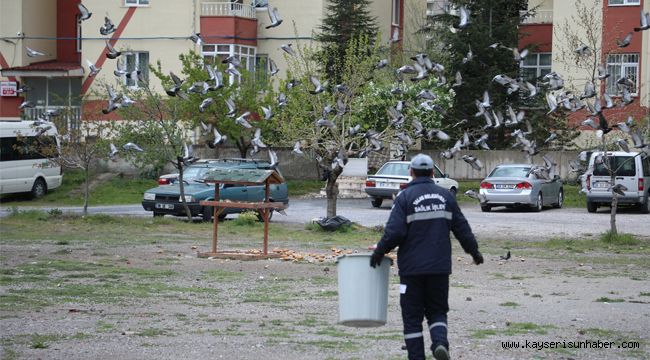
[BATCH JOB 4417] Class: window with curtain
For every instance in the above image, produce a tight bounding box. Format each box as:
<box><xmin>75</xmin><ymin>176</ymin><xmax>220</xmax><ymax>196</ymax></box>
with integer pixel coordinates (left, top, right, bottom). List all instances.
<box><xmin>606</xmin><ymin>53</ymin><xmax>638</xmax><ymax>95</ymax></box>
<box><xmin>123</xmin><ymin>52</ymin><xmax>149</xmax><ymax>88</ymax></box>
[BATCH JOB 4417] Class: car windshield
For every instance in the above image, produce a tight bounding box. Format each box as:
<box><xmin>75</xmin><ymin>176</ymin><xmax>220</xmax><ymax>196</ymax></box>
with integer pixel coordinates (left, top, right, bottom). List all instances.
<box><xmin>489</xmin><ymin>166</ymin><xmax>531</xmax><ymax>178</ymax></box>
<box><xmin>183</xmin><ymin>166</ymin><xmax>210</xmax><ymax>180</ymax></box>
<box><xmin>593</xmin><ymin>156</ymin><xmax>636</xmax><ymax>176</ymax></box>
<box><xmin>377</xmin><ymin>163</ymin><xmax>410</xmax><ymax>176</ymax></box>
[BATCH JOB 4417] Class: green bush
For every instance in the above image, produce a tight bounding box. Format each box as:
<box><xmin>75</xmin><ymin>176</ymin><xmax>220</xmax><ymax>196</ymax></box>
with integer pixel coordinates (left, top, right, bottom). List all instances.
<box><xmin>233</xmin><ymin>211</ymin><xmax>259</xmax><ymax>226</ymax></box>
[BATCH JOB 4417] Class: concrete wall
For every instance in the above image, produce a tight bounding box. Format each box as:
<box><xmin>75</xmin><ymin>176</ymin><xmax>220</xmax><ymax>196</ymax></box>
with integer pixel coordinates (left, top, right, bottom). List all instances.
<box><xmin>105</xmin><ymin>146</ymin><xmax>584</xmax><ymax>181</ymax></box>
<box><xmin>22</xmin><ymin>0</ymin><xmax>57</xmax><ymax>64</ymax></box>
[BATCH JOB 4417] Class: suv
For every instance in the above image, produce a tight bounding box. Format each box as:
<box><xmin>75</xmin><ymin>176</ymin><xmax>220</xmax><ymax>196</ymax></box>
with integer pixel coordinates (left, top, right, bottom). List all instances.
<box><xmin>142</xmin><ymin>159</ymin><xmax>289</xmax><ymax>221</ymax></box>
<box><xmin>364</xmin><ymin>160</ymin><xmax>459</xmax><ymax>208</ymax></box>
<box><xmin>585</xmin><ymin>151</ymin><xmax>650</xmax><ymax>214</ymax></box>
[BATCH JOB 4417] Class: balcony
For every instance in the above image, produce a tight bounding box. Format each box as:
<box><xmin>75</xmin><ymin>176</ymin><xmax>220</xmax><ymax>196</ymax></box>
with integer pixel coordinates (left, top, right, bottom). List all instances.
<box><xmin>201</xmin><ymin>2</ymin><xmax>256</xmax><ymax>19</ymax></box>
<box><xmin>200</xmin><ymin>2</ymin><xmax>258</xmax><ymax>46</ymax></box>
<box><xmin>520</xmin><ymin>10</ymin><xmax>553</xmax><ymax>24</ymax></box>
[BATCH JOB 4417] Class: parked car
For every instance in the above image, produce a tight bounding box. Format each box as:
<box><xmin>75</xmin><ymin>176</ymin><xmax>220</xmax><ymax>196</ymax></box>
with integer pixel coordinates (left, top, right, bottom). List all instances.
<box><xmin>585</xmin><ymin>151</ymin><xmax>650</xmax><ymax>214</ymax></box>
<box><xmin>142</xmin><ymin>158</ymin><xmax>289</xmax><ymax>221</ymax></box>
<box><xmin>479</xmin><ymin>164</ymin><xmax>563</xmax><ymax>212</ymax></box>
<box><xmin>364</xmin><ymin>160</ymin><xmax>459</xmax><ymax>208</ymax></box>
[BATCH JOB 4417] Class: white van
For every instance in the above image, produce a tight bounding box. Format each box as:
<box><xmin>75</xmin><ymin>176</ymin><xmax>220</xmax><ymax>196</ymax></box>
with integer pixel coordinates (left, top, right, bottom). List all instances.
<box><xmin>0</xmin><ymin>120</ymin><xmax>63</xmax><ymax>198</ymax></box>
<box><xmin>585</xmin><ymin>151</ymin><xmax>650</xmax><ymax>214</ymax></box>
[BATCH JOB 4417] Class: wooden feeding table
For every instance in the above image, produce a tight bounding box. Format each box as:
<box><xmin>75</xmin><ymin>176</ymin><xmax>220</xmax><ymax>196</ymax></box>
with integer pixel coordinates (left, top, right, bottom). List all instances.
<box><xmin>198</xmin><ymin>168</ymin><xmax>287</xmax><ymax>259</ymax></box>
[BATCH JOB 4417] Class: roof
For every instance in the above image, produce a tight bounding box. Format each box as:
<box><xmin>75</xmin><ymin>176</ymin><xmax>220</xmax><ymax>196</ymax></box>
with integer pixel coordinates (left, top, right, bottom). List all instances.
<box><xmin>1</xmin><ymin>61</ymin><xmax>84</xmax><ymax>77</ymax></box>
<box><xmin>202</xmin><ymin>168</ymin><xmax>284</xmax><ymax>185</ymax></box>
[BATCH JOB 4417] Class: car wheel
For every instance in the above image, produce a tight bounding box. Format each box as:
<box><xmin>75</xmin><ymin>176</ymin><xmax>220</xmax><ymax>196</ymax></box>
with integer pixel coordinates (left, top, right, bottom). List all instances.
<box><xmin>201</xmin><ymin>206</ymin><xmax>213</xmax><ymax>222</ymax></box>
<box><xmin>533</xmin><ymin>193</ymin><xmax>543</xmax><ymax>212</ymax></box>
<box><xmin>449</xmin><ymin>187</ymin><xmax>457</xmax><ymax>197</ymax></box>
<box><xmin>31</xmin><ymin>178</ymin><xmax>47</xmax><ymax>199</ymax></box>
<box><xmin>480</xmin><ymin>204</ymin><xmax>491</xmax><ymax>212</ymax></box>
<box><xmin>586</xmin><ymin>200</ymin><xmax>597</xmax><ymax>213</ymax></box>
<box><xmin>553</xmin><ymin>189</ymin><xmax>563</xmax><ymax>209</ymax></box>
<box><xmin>371</xmin><ymin>197</ymin><xmax>383</xmax><ymax>208</ymax></box>
<box><xmin>640</xmin><ymin>194</ymin><xmax>650</xmax><ymax>214</ymax></box>
<box><xmin>153</xmin><ymin>212</ymin><xmax>164</xmax><ymax>218</ymax></box>
<box><xmin>257</xmin><ymin>209</ymin><xmax>273</xmax><ymax>222</ymax></box>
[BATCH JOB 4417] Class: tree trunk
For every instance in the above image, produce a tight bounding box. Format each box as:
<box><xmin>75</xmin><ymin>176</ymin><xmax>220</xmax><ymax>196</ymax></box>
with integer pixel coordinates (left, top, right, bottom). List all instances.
<box><xmin>83</xmin><ymin>167</ymin><xmax>89</xmax><ymax>216</ymax></box>
<box><xmin>325</xmin><ymin>167</ymin><xmax>343</xmax><ymax>218</ymax></box>
<box><xmin>236</xmin><ymin>137</ymin><xmax>249</xmax><ymax>158</ymax></box>
<box><xmin>177</xmin><ymin>156</ymin><xmax>193</xmax><ymax>221</ymax></box>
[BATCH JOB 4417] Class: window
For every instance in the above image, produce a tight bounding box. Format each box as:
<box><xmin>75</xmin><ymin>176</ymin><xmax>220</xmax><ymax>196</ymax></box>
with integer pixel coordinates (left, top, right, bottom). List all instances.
<box><xmin>521</xmin><ymin>53</ymin><xmax>552</xmax><ymax>83</ymax></box>
<box><xmin>392</xmin><ymin>0</ymin><xmax>401</xmax><ymax>25</ymax></box>
<box><xmin>201</xmin><ymin>44</ymin><xmax>256</xmax><ymax>84</ymax></box>
<box><xmin>123</xmin><ymin>52</ymin><xmax>149</xmax><ymax>88</ymax></box>
<box><xmin>608</xmin><ymin>0</ymin><xmax>640</xmax><ymax>5</ymax></box>
<box><xmin>593</xmin><ymin>156</ymin><xmax>636</xmax><ymax>176</ymax></box>
<box><xmin>606</xmin><ymin>53</ymin><xmax>638</xmax><ymax>95</ymax></box>
<box><xmin>125</xmin><ymin>0</ymin><xmax>149</xmax><ymax>6</ymax></box>
<box><xmin>76</xmin><ymin>19</ymin><xmax>82</xmax><ymax>52</ymax></box>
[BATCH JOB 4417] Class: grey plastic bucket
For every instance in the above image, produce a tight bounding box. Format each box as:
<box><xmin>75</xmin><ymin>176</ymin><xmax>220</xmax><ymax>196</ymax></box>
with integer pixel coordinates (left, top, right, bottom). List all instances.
<box><xmin>336</xmin><ymin>253</ymin><xmax>391</xmax><ymax>327</ymax></box>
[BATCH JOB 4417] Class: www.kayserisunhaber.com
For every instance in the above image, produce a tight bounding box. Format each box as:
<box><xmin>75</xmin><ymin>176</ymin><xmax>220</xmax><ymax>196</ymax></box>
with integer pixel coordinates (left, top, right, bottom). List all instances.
<box><xmin>501</xmin><ymin>339</ymin><xmax>641</xmax><ymax>350</ymax></box>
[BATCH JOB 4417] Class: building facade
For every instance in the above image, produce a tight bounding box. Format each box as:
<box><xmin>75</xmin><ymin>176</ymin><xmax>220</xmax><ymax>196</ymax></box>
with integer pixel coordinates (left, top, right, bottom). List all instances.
<box><xmin>1</xmin><ymin>0</ymin><xmax>410</xmax><ymax>123</ymax></box>
<box><xmin>520</xmin><ymin>0</ymin><xmax>650</xmax><ymax>128</ymax></box>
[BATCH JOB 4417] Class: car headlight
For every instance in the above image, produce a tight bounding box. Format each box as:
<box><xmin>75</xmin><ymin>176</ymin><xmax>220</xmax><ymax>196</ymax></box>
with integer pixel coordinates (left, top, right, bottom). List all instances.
<box><xmin>179</xmin><ymin>195</ymin><xmax>194</xmax><ymax>202</ymax></box>
<box><xmin>143</xmin><ymin>192</ymin><xmax>156</xmax><ymax>201</ymax></box>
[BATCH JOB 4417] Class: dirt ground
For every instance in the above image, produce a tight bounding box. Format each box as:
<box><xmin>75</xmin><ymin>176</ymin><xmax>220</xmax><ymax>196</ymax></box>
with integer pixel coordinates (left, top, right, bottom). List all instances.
<box><xmin>1</xmin><ymin>229</ymin><xmax>649</xmax><ymax>360</ymax></box>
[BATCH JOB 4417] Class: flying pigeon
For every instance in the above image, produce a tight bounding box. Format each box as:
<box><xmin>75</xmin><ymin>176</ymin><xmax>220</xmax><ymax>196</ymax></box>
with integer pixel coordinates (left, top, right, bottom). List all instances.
<box><xmin>454</xmin><ymin>5</ymin><xmax>471</xmax><ymax>29</ymax></box>
<box><xmin>269</xmin><ymin>59</ymin><xmax>279</xmax><ymax>75</ymax></box>
<box><xmin>376</xmin><ymin>59</ymin><xmax>389</xmax><ymax>69</ymax></box>
<box><xmin>452</xmin><ymin>71</ymin><xmax>463</xmax><ymax>87</ymax></box>
<box><xmin>199</xmin><ymin>97</ymin><xmax>213</xmax><ymax>113</ymax></box>
<box><xmin>616</xmin><ymin>32</ymin><xmax>633</xmax><ymax>47</ymax></box>
<box><xmin>265</xmin><ymin>7</ymin><xmax>283</xmax><ymax>29</ymax></box>
<box><xmin>235</xmin><ymin>112</ymin><xmax>252</xmax><ymax>128</ymax></box>
<box><xmin>280</xmin><ymin>43</ymin><xmax>296</xmax><ymax>56</ymax></box>
<box><xmin>389</xmin><ymin>27</ymin><xmax>400</xmax><ymax>43</ymax></box>
<box><xmin>268</xmin><ymin>149</ymin><xmax>279</xmax><ymax>168</ymax></box>
<box><xmin>165</xmin><ymin>71</ymin><xmax>184</xmax><ymax>97</ymax></box>
<box><xmin>105</xmin><ymin>40</ymin><xmax>121</xmax><ymax>59</ymax></box>
<box><xmin>597</xmin><ymin>64</ymin><xmax>610</xmax><ymax>80</ymax></box>
<box><xmin>77</xmin><ymin>3</ymin><xmax>92</xmax><ymax>21</ymax></box>
<box><xmin>575</xmin><ymin>43</ymin><xmax>591</xmax><ymax>56</ymax></box>
<box><xmin>100</xmin><ymin>16</ymin><xmax>116</xmax><ymax>35</ymax></box>
<box><xmin>616</xmin><ymin>138</ymin><xmax>630</xmax><ymax>153</ymax></box>
<box><xmin>462</xmin><ymin>155</ymin><xmax>483</xmax><ymax>171</ymax></box>
<box><xmin>212</xmin><ymin>128</ymin><xmax>226</xmax><ymax>147</ymax></box>
<box><xmin>609</xmin><ymin>184</ymin><xmax>628</xmax><ymax>197</ymax></box>
<box><xmin>225</xmin><ymin>98</ymin><xmax>236</xmax><ymax>117</ymax></box>
<box><xmin>499</xmin><ymin>251</ymin><xmax>511</xmax><ymax>260</ymax></box>
<box><xmin>634</xmin><ymin>9</ymin><xmax>650</xmax><ymax>31</ymax></box>
<box><xmin>84</xmin><ymin>59</ymin><xmax>100</xmax><ymax>77</ymax></box>
<box><xmin>261</xmin><ymin>106</ymin><xmax>273</xmax><ymax>120</ymax></box>
<box><xmin>189</xmin><ymin>32</ymin><xmax>203</xmax><ymax>46</ymax></box>
<box><xmin>18</xmin><ymin>100</ymin><xmax>35</xmax><ymax>109</ymax></box>
<box><xmin>309</xmin><ymin>76</ymin><xmax>326</xmax><ymax>94</ymax></box>
<box><xmin>25</xmin><ymin>46</ymin><xmax>46</xmax><ymax>58</ymax></box>
<box><xmin>123</xmin><ymin>142</ymin><xmax>144</xmax><ymax>152</ymax></box>
<box><xmin>292</xmin><ymin>141</ymin><xmax>303</xmax><ymax>155</ymax></box>
<box><xmin>109</xmin><ymin>143</ymin><xmax>119</xmax><ymax>159</ymax></box>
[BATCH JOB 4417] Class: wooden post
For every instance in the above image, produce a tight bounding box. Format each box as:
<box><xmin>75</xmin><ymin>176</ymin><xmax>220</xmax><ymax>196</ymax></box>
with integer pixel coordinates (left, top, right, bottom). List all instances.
<box><xmin>212</xmin><ymin>183</ymin><xmax>221</xmax><ymax>254</ymax></box>
<box><xmin>263</xmin><ymin>178</ymin><xmax>270</xmax><ymax>255</ymax></box>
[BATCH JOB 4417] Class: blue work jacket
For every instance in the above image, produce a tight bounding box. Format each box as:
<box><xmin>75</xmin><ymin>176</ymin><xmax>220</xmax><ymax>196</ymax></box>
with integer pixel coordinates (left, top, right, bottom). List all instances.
<box><xmin>375</xmin><ymin>177</ymin><xmax>478</xmax><ymax>275</ymax></box>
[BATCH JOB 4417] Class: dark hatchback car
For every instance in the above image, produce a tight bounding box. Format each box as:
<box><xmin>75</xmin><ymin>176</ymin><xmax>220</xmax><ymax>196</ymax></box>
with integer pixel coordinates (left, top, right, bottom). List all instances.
<box><xmin>142</xmin><ymin>159</ymin><xmax>289</xmax><ymax>221</ymax></box>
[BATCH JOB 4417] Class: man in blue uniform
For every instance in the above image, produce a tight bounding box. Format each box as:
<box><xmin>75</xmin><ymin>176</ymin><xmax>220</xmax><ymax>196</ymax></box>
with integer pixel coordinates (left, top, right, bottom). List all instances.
<box><xmin>370</xmin><ymin>153</ymin><xmax>483</xmax><ymax>360</ymax></box>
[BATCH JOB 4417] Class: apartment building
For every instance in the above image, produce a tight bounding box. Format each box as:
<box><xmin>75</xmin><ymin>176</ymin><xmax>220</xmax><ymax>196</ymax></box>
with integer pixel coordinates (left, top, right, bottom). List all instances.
<box><xmin>0</xmin><ymin>0</ymin><xmax>415</xmax><ymax>124</ymax></box>
<box><xmin>520</xmin><ymin>0</ymin><xmax>650</xmax><ymax>127</ymax></box>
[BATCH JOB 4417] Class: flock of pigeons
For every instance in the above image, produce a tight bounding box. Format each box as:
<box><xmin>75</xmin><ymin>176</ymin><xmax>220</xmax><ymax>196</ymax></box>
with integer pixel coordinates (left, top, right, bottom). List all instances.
<box><xmin>15</xmin><ymin>3</ymin><xmax>650</xmax><ymax>180</ymax></box>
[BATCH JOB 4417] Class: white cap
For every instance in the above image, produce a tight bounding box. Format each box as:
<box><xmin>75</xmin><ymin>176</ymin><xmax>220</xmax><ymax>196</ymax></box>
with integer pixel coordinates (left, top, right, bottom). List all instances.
<box><xmin>410</xmin><ymin>154</ymin><xmax>434</xmax><ymax>170</ymax></box>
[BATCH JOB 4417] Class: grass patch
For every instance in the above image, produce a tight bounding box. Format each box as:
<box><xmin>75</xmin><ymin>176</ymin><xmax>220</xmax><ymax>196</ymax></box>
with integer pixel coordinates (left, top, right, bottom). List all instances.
<box><xmin>640</xmin><ymin>292</ymin><xmax>650</xmax><ymax>297</ymax></box>
<box><xmin>315</xmin><ymin>326</ymin><xmax>351</xmax><ymax>338</ymax></box>
<box><xmin>0</xmin><ymin>170</ymin><xmax>157</xmax><ymax>207</ymax></box>
<box><xmin>595</xmin><ymin>297</ymin><xmax>626</xmax><ymax>303</ymax></box>
<box><xmin>96</xmin><ymin>321</ymin><xmax>115</xmax><ymax>333</ymax></box>
<box><xmin>600</xmin><ymin>231</ymin><xmax>640</xmax><ymax>246</ymax></box>
<box><xmin>499</xmin><ymin>302</ymin><xmax>519</xmax><ymax>307</ymax></box>
<box><xmin>202</xmin><ymin>269</ymin><xmax>245</xmax><ymax>281</ymax></box>
<box><xmin>137</xmin><ymin>328</ymin><xmax>167</xmax><ymax>337</ymax></box>
<box><xmin>287</xmin><ymin>180</ymin><xmax>323</xmax><ymax>197</ymax></box>
<box><xmin>472</xmin><ymin>322</ymin><xmax>555</xmax><ymax>339</ymax></box>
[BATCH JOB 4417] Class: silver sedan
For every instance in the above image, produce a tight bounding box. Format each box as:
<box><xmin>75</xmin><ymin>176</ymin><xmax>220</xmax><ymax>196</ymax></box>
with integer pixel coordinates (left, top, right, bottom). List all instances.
<box><xmin>478</xmin><ymin>164</ymin><xmax>563</xmax><ymax>212</ymax></box>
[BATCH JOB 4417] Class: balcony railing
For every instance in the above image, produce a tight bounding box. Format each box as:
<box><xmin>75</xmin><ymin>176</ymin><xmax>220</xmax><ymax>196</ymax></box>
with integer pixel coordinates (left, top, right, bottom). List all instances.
<box><xmin>201</xmin><ymin>2</ymin><xmax>256</xmax><ymax>19</ymax></box>
<box><xmin>22</xmin><ymin>106</ymin><xmax>81</xmax><ymax>135</ymax></box>
<box><xmin>520</xmin><ymin>10</ymin><xmax>553</xmax><ymax>24</ymax></box>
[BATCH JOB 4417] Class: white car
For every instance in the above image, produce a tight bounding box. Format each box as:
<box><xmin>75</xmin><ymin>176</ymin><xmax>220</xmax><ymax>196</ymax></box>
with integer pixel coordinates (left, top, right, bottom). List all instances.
<box><xmin>364</xmin><ymin>160</ymin><xmax>459</xmax><ymax>208</ymax></box>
